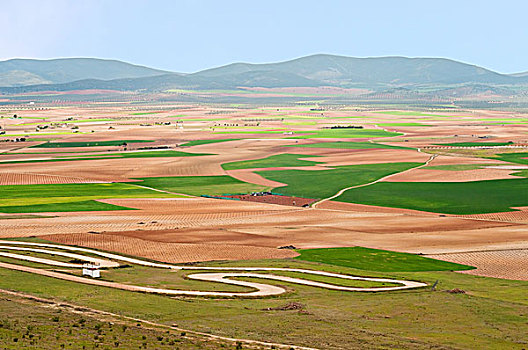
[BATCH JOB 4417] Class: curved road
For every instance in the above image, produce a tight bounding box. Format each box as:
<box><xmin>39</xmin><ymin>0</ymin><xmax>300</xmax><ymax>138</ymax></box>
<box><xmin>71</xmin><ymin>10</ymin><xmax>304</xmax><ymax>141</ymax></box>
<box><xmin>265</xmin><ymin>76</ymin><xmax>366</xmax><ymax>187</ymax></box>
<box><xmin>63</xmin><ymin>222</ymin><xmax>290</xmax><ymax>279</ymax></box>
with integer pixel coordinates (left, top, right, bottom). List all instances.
<box><xmin>0</xmin><ymin>240</ymin><xmax>427</xmax><ymax>297</ymax></box>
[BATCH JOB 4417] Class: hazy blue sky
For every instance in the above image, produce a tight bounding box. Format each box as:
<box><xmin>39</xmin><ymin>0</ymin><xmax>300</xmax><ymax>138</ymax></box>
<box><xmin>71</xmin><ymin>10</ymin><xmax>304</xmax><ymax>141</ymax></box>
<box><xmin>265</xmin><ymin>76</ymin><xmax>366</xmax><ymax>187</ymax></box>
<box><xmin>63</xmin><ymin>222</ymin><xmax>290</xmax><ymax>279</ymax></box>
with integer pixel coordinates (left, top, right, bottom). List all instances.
<box><xmin>2</xmin><ymin>0</ymin><xmax>527</xmax><ymax>73</ymax></box>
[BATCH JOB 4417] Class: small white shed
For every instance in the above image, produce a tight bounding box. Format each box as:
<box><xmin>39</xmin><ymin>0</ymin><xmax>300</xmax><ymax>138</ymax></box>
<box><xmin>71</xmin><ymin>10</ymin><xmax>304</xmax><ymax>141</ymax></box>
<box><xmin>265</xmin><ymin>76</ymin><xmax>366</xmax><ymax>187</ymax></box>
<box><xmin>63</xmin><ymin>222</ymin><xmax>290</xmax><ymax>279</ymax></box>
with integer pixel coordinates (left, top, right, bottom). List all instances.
<box><xmin>82</xmin><ymin>263</ymin><xmax>101</xmax><ymax>278</ymax></box>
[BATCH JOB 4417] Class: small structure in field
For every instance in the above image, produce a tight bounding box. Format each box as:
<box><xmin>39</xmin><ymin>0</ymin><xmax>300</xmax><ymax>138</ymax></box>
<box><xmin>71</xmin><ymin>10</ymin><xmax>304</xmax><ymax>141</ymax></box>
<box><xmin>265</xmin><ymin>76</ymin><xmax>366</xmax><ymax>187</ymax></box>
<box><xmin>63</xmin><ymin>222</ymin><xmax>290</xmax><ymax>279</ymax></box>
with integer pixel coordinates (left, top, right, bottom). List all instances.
<box><xmin>82</xmin><ymin>263</ymin><xmax>101</xmax><ymax>278</ymax></box>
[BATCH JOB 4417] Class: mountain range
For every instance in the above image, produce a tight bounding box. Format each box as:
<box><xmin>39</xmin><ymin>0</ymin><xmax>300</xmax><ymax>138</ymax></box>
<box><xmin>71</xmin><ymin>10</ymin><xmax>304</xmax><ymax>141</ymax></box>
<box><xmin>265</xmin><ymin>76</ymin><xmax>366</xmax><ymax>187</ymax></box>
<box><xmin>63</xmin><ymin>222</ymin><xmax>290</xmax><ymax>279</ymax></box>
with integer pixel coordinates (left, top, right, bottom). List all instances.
<box><xmin>1</xmin><ymin>54</ymin><xmax>527</xmax><ymax>93</ymax></box>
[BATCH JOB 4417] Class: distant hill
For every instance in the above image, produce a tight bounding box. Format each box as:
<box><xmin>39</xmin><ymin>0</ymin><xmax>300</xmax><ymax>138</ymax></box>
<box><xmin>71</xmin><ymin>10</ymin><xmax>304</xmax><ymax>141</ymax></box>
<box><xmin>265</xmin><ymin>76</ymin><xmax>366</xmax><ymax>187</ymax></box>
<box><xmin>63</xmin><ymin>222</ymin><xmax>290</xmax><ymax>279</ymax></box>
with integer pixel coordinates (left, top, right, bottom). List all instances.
<box><xmin>1</xmin><ymin>54</ymin><xmax>528</xmax><ymax>93</ymax></box>
<box><xmin>0</xmin><ymin>58</ymin><xmax>169</xmax><ymax>87</ymax></box>
<box><xmin>510</xmin><ymin>71</ymin><xmax>528</xmax><ymax>78</ymax></box>
<box><xmin>193</xmin><ymin>54</ymin><xmax>525</xmax><ymax>86</ymax></box>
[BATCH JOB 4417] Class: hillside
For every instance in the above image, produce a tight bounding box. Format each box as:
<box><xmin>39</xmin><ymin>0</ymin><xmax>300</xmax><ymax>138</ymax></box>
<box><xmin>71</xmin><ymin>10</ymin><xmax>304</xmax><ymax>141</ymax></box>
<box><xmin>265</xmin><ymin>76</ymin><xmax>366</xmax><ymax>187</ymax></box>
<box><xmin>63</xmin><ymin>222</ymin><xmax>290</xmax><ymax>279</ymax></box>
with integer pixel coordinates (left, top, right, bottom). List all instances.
<box><xmin>1</xmin><ymin>54</ymin><xmax>528</xmax><ymax>93</ymax></box>
<box><xmin>0</xmin><ymin>58</ymin><xmax>169</xmax><ymax>87</ymax></box>
<box><xmin>193</xmin><ymin>54</ymin><xmax>523</xmax><ymax>86</ymax></box>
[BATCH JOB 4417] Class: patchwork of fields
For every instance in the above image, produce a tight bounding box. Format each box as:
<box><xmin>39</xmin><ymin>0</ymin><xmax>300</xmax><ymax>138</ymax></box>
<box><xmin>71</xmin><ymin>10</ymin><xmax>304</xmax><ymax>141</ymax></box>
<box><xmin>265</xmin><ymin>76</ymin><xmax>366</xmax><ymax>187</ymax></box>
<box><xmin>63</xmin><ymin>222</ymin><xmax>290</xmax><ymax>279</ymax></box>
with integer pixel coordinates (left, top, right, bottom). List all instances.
<box><xmin>1</xmin><ymin>103</ymin><xmax>528</xmax><ymax>349</ymax></box>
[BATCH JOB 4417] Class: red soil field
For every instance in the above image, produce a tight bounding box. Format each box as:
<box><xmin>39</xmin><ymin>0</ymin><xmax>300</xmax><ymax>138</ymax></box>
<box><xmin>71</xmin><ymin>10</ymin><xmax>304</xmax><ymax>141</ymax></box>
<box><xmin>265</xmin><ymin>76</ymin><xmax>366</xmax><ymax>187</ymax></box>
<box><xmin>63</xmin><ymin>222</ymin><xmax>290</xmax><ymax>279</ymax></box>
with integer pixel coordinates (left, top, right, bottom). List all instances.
<box><xmin>41</xmin><ymin>233</ymin><xmax>298</xmax><ymax>263</ymax></box>
<box><xmin>211</xmin><ymin>194</ymin><xmax>316</xmax><ymax>207</ymax></box>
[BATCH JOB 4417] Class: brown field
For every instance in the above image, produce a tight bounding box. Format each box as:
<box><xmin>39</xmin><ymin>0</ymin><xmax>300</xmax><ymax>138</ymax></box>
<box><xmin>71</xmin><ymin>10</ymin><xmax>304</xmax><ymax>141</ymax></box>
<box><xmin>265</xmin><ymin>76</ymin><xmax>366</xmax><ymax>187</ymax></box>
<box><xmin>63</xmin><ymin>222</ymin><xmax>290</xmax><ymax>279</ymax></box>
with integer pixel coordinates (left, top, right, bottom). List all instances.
<box><xmin>383</xmin><ymin>167</ymin><xmax>518</xmax><ymax>182</ymax></box>
<box><xmin>0</xmin><ymin>172</ymin><xmax>106</xmax><ymax>185</ymax></box>
<box><xmin>425</xmin><ymin>249</ymin><xmax>528</xmax><ymax>281</ymax></box>
<box><xmin>216</xmin><ymin>194</ymin><xmax>316</xmax><ymax>207</ymax></box>
<box><xmin>40</xmin><ymin>233</ymin><xmax>298</xmax><ymax>263</ymax></box>
<box><xmin>1</xmin><ymin>104</ymin><xmax>528</xmax><ymax>282</ymax></box>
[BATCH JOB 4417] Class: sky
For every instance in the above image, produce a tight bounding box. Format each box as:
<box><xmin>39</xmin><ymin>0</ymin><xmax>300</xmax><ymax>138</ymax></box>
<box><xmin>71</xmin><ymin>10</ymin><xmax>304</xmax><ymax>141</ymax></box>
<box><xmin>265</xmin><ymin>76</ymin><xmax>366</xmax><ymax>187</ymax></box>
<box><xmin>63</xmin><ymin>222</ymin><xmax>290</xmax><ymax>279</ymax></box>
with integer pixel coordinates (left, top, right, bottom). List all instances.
<box><xmin>1</xmin><ymin>0</ymin><xmax>527</xmax><ymax>74</ymax></box>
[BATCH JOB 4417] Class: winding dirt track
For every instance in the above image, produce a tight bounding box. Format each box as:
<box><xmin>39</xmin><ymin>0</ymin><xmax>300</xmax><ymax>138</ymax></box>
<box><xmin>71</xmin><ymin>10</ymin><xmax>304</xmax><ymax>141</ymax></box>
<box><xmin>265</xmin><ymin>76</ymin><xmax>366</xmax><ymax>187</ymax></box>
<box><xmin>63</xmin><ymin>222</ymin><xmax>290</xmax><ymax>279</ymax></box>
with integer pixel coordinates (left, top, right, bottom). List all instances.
<box><xmin>0</xmin><ymin>240</ymin><xmax>427</xmax><ymax>297</ymax></box>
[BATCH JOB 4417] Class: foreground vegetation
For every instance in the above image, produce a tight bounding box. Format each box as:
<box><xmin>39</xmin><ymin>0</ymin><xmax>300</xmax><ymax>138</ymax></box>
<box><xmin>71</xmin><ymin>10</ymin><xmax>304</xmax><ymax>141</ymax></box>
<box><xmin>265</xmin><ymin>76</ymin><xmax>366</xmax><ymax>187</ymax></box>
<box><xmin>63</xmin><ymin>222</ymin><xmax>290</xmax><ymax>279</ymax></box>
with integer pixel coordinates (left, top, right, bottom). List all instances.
<box><xmin>0</xmin><ymin>295</ymin><xmax>239</xmax><ymax>349</ymax></box>
<box><xmin>0</xmin><ymin>244</ymin><xmax>527</xmax><ymax>349</ymax></box>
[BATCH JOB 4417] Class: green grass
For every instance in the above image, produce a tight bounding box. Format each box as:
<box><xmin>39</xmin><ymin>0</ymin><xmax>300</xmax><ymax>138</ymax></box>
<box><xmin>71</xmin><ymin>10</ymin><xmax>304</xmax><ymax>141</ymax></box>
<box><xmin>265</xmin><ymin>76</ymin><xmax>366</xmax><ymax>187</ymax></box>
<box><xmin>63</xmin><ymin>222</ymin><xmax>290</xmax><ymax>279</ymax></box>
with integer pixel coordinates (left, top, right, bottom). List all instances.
<box><xmin>213</xmin><ymin>130</ymin><xmax>287</xmax><ymax>135</ymax></box>
<box><xmin>0</xmin><ymin>200</ymin><xmax>132</xmax><ymax>213</ymax></box>
<box><xmin>0</xmin><ymin>296</ymin><xmax>226</xmax><ymax>349</ymax></box>
<box><xmin>30</xmin><ymin>140</ymin><xmax>154</xmax><ymax>148</ymax></box>
<box><xmin>337</xmin><ymin>178</ymin><xmax>528</xmax><ymax>214</ymax></box>
<box><xmin>512</xmin><ymin>169</ymin><xmax>528</xmax><ymax>178</ymax></box>
<box><xmin>376</xmin><ymin>122</ymin><xmax>431</xmax><ymax>127</ymax></box>
<box><xmin>135</xmin><ymin>175</ymin><xmax>266</xmax><ymax>196</ymax></box>
<box><xmin>435</xmin><ymin>142</ymin><xmax>515</xmax><ymax>147</ymax></box>
<box><xmin>221</xmin><ymin>154</ymin><xmax>322</xmax><ymax>170</ymax></box>
<box><xmin>180</xmin><ymin>139</ymin><xmax>240</xmax><ymax>147</ymax></box>
<box><xmin>285</xmin><ymin>141</ymin><xmax>411</xmax><ymax>150</ymax></box>
<box><xmin>0</xmin><ymin>214</ymin><xmax>55</xmax><ymax>220</ymax></box>
<box><xmin>287</xmin><ymin>128</ymin><xmax>402</xmax><ymax>139</ymax></box>
<box><xmin>490</xmin><ymin>152</ymin><xmax>528</xmax><ymax>165</ymax></box>
<box><xmin>283</xmin><ymin>121</ymin><xmax>317</xmax><ymax>126</ymax></box>
<box><xmin>0</xmin><ymin>183</ymin><xmax>180</xmax><ymax>213</ymax></box>
<box><xmin>296</xmin><ymin>247</ymin><xmax>474</xmax><ymax>272</ymax></box>
<box><xmin>424</xmin><ymin>164</ymin><xmax>492</xmax><ymax>171</ymax></box>
<box><xmin>257</xmin><ymin>162</ymin><xmax>421</xmax><ymax>198</ymax></box>
<box><xmin>1</xmin><ymin>253</ymin><xmax>528</xmax><ymax>349</ymax></box>
<box><xmin>373</xmin><ymin>111</ymin><xmax>462</xmax><ymax>118</ymax></box>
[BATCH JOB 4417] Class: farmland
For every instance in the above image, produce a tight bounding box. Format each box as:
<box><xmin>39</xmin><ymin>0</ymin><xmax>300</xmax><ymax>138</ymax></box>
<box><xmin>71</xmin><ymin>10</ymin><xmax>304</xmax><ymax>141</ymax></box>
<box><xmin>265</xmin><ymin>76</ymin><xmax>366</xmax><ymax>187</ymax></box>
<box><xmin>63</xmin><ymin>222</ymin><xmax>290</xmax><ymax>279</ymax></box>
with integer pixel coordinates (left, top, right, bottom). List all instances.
<box><xmin>285</xmin><ymin>141</ymin><xmax>411</xmax><ymax>149</ymax></box>
<box><xmin>0</xmin><ymin>239</ymin><xmax>527</xmax><ymax>349</ymax></box>
<box><xmin>1</xmin><ymin>101</ymin><xmax>528</xmax><ymax>349</ymax></box>
<box><xmin>222</xmin><ymin>153</ymin><xmax>322</xmax><ymax>170</ymax></box>
<box><xmin>336</xmin><ymin>178</ymin><xmax>528</xmax><ymax>214</ymax></box>
<box><xmin>0</xmin><ymin>183</ymin><xmax>181</xmax><ymax>213</ymax></box>
<box><xmin>30</xmin><ymin>140</ymin><xmax>154</xmax><ymax>148</ymax></box>
<box><xmin>295</xmin><ymin>247</ymin><xmax>474</xmax><ymax>272</ymax></box>
<box><xmin>135</xmin><ymin>175</ymin><xmax>267</xmax><ymax>196</ymax></box>
<box><xmin>258</xmin><ymin>162</ymin><xmax>421</xmax><ymax>198</ymax></box>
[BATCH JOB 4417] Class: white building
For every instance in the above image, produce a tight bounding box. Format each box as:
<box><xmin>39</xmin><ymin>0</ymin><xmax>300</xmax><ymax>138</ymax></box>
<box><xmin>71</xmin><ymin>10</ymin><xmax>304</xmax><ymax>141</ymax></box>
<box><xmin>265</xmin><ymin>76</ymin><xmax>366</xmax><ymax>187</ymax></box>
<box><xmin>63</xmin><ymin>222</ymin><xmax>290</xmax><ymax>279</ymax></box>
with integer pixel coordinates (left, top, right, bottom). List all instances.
<box><xmin>82</xmin><ymin>263</ymin><xmax>101</xmax><ymax>278</ymax></box>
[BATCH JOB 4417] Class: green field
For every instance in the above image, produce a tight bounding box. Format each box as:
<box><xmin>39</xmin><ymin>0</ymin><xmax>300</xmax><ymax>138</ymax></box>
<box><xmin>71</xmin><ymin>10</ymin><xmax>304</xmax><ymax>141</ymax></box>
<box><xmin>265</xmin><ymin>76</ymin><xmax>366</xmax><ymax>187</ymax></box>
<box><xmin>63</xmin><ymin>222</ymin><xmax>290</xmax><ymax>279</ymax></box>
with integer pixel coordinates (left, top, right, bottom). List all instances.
<box><xmin>376</xmin><ymin>122</ymin><xmax>431</xmax><ymax>127</ymax></box>
<box><xmin>179</xmin><ymin>138</ymin><xmax>240</xmax><ymax>147</ymax></box>
<box><xmin>490</xmin><ymin>152</ymin><xmax>528</xmax><ymax>165</ymax></box>
<box><xmin>222</xmin><ymin>154</ymin><xmax>322</xmax><ymax>170</ymax></box>
<box><xmin>258</xmin><ymin>162</ymin><xmax>421</xmax><ymax>198</ymax></box>
<box><xmin>0</xmin><ymin>183</ymin><xmax>180</xmax><ymax>213</ymax></box>
<box><xmin>0</xmin><ymin>200</ymin><xmax>132</xmax><ymax>213</ymax></box>
<box><xmin>30</xmin><ymin>140</ymin><xmax>154</xmax><ymax>148</ymax></box>
<box><xmin>373</xmin><ymin>111</ymin><xmax>461</xmax><ymax>118</ymax></box>
<box><xmin>296</xmin><ymin>247</ymin><xmax>474</xmax><ymax>272</ymax></box>
<box><xmin>287</xmin><ymin>128</ymin><xmax>402</xmax><ymax>139</ymax></box>
<box><xmin>435</xmin><ymin>142</ymin><xmax>514</xmax><ymax>147</ymax></box>
<box><xmin>424</xmin><ymin>164</ymin><xmax>493</xmax><ymax>171</ymax></box>
<box><xmin>135</xmin><ymin>175</ymin><xmax>266</xmax><ymax>196</ymax></box>
<box><xmin>283</xmin><ymin>121</ymin><xmax>317</xmax><ymax>126</ymax></box>
<box><xmin>336</xmin><ymin>178</ymin><xmax>528</xmax><ymax>214</ymax></box>
<box><xmin>285</xmin><ymin>141</ymin><xmax>411</xmax><ymax>150</ymax></box>
<box><xmin>213</xmin><ymin>130</ymin><xmax>287</xmax><ymax>135</ymax></box>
